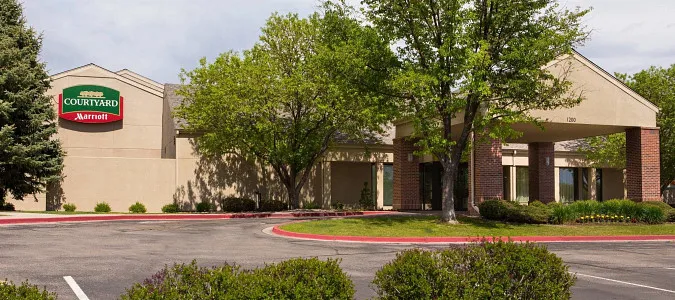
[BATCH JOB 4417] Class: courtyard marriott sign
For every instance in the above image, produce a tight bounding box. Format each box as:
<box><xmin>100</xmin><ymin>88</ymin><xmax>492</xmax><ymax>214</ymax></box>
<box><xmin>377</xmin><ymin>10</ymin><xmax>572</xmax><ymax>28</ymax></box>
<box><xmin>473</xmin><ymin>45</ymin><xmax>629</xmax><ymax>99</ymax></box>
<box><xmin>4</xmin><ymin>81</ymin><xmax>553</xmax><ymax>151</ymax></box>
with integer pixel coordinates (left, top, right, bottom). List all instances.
<box><xmin>59</xmin><ymin>85</ymin><xmax>123</xmax><ymax>123</ymax></box>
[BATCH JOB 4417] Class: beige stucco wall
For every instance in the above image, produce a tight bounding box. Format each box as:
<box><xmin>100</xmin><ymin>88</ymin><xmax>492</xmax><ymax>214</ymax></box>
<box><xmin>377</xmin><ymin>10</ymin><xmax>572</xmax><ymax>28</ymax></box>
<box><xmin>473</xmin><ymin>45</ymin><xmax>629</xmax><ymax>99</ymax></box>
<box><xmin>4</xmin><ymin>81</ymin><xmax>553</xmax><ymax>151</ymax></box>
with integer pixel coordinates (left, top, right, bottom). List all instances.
<box><xmin>602</xmin><ymin>168</ymin><xmax>626</xmax><ymax>200</ymax></box>
<box><xmin>330</xmin><ymin>162</ymin><xmax>373</xmax><ymax>206</ymax></box>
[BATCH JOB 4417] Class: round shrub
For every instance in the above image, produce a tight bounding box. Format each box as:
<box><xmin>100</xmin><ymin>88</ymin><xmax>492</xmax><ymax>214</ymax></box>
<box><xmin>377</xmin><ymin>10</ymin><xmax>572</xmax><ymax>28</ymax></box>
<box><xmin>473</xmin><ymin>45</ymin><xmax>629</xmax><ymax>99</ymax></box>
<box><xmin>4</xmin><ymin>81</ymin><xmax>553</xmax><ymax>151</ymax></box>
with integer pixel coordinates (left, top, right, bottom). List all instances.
<box><xmin>129</xmin><ymin>202</ymin><xmax>147</xmax><ymax>213</ymax></box>
<box><xmin>258</xmin><ymin>199</ymin><xmax>287</xmax><ymax>212</ymax></box>
<box><xmin>640</xmin><ymin>201</ymin><xmax>673</xmax><ymax>212</ymax></box>
<box><xmin>221</xmin><ymin>197</ymin><xmax>256</xmax><ymax>212</ymax></box>
<box><xmin>668</xmin><ymin>209</ymin><xmax>675</xmax><ymax>223</ymax></box>
<box><xmin>0</xmin><ymin>279</ymin><xmax>56</xmax><ymax>300</ymax></box>
<box><xmin>241</xmin><ymin>258</ymin><xmax>354</xmax><ymax>299</ymax></box>
<box><xmin>195</xmin><ymin>201</ymin><xmax>214</xmax><ymax>213</ymax></box>
<box><xmin>121</xmin><ymin>261</ymin><xmax>239</xmax><ymax>300</ymax></box>
<box><xmin>161</xmin><ymin>203</ymin><xmax>179</xmax><ymax>213</ymax></box>
<box><xmin>62</xmin><ymin>203</ymin><xmax>76</xmax><ymax>212</ymax></box>
<box><xmin>478</xmin><ymin>199</ymin><xmax>513</xmax><ymax>221</ymax></box>
<box><xmin>373</xmin><ymin>241</ymin><xmax>575</xmax><ymax>300</ymax></box>
<box><xmin>638</xmin><ymin>203</ymin><xmax>666</xmax><ymax>224</ymax></box>
<box><xmin>94</xmin><ymin>202</ymin><xmax>112</xmax><ymax>213</ymax></box>
<box><xmin>0</xmin><ymin>202</ymin><xmax>15</xmax><ymax>211</ymax></box>
<box><xmin>508</xmin><ymin>205</ymin><xmax>551</xmax><ymax>224</ymax></box>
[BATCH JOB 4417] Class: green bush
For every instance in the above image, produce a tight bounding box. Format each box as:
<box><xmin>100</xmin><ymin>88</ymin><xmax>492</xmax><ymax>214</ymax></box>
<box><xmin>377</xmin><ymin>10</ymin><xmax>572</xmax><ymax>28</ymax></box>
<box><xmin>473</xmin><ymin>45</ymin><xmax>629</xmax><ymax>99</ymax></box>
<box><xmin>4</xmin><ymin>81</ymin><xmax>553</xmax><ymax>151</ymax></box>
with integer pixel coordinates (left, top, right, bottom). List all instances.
<box><xmin>0</xmin><ymin>202</ymin><xmax>15</xmax><ymax>211</ymax></box>
<box><xmin>129</xmin><ymin>202</ymin><xmax>147</xmax><ymax>213</ymax></box>
<box><xmin>161</xmin><ymin>204</ymin><xmax>179</xmax><ymax>213</ymax></box>
<box><xmin>359</xmin><ymin>182</ymin><xmax>374</xmax><ymax>209</ymax></box>
<box><xmin>258</xmin><ymin>199</ymin><xmax>287</xmax><ymax>212</ymax></box>
<box><xmin>478</xmin><ymin>199</ymin><xmax>513</xmax><ymax>221</ymax></box>
<box><xmin>63</xmin><ymin>203</ymin><xmax>76</xmax><ymax>212</ymax></box>
<box><xmin>550</xmin><ymin>203</ymin><xmax>576</xmax><ymax>224</ymax></box>
<box><xmin>529</xmin><ymin>200</ymin><xmax>547</xmax><ymax>208</ymax></box>
<box><xmin>667</xmin><ymin>209</ymin><xmax>675</xmax><ymax>222</ymax></box>
<box><xmin>240</xmin><ymin>258</ymin><xmax>354</xmax><ymax>299</ymax></box>
<box><xmin>94</xmin><ymin>202</ymin><xmax>111</xmax><ymax>213</ymax></box>
<box><xmin>641</xmin><ymin>201</ymin><xmax>674</xmax><ymax>211</ymax></box>
<box><xmin>302</xmin><ymin>201</ymin><xmax>321</xmax><ymax>209</ymax></box>
<box><xmin>373</xmin><ymin>241</ymin><xmax>575</xmax><ymax>300</ymax></box>
<box><xmin>331</xmin><ymin>201</ymin><xmax>345</xmax><ymax>210</ymax></box>
<box><xmin>121</xmin><ymin>258</ymin><xmax>354</xmax><ymax>300</ymax></box>
<box><xmin>195</xmin><ymin>201</ymin><xmax>214</xmax><ymax>213</ymax></box>
<box><xmin>639</xmin><ymin>204</ymin><xmax>666</xmax><ymax>224</ymax></box>
<box><xmin>121</xmin><ymin>261</ymin><xmax>239</xmax><ymax>299</ymax></box>
<box><xmin>221</xmin><ymin>197</ymin><xmax>256</xmax><ymax>212</ymax></box>
<box><xmin>0</xmin><ymin>279</ymin><xmax>56</xmax><ymax>300</ymax></box>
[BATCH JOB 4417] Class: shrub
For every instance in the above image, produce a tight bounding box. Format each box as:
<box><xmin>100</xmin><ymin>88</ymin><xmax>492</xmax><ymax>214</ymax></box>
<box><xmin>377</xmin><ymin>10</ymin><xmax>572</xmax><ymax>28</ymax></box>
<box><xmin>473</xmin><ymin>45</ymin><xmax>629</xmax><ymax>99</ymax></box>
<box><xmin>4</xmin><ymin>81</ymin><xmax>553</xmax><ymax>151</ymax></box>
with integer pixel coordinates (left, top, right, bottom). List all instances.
<box><xmin>509</xmin><ymin>204</ymin><xmax>551</xmax><ymax>224</ymax></box>
<box><xmin>638</xmin><ymin>204</ymin><xmax>666</xmax><ymax>224</ymax></box>
<box><xmin>528</xmin><ymin>200</ymin><xmax>547</xmax><ymax>208</ymax></box>
<box><xmin>550</xmin><ymin>204</ymin><xmax>576</xmax><ymax>224</ymax></box>
<box><xmin>195</xmin><ymin>201</ymin><xmax>214</xmax><ymax>213</ymax></box>
<box><xmin>122</xmin><ymin>258</ymin><xmax>354</xmax><ymax>300</ymax></box>
<box><xmin>668</xmin><ymin>209</ymin><xmax>675</xmax><ymax>223</ymax></box>
<box><xmin>359</xmin><ymin>182</ymin><xmax>374</xmax><ymax>209</ymax></box>
<box><xmin>641</xmin><ymin>201</ymin><xmax>674</xmax><ymax>211</ymax></box>
<box><xmin>0</xmin><ymin>280</ymin><xmax>56</xmax><ymax>300</ymax></box>
<box><xmin>478</xmin><ymin>199</ymin><xmax>513</xmax><ymax>221</ymax></box>
<box><xmin>62</xmin><ymin>203</ymin><xmax>76</xmax><ymax>212</ymax></box>
<box><xmin>258</xmin><ymin>199</ymin><xmax>287</xmax><ymax>212</ymax></box>
<box><xmin>94</xmin><ymin>202</ymin><xmax>111</xmax><ymax>213</ymax></box>
<box><xmin>331</xmin><ymin>201</ymin><xmax>344</xmax><ymax>210</ymax></box>
<box><xmin>121</xmin><ymin>261</ymin><xmax>239</xmax><ymax>299</ymax></box>
<box><xmin>221</xmin><ymin>197</ymin><xmax>256</xmax><ymax>212</ymax></box>
<box><xmin>241</xmin><ymin>258</ymin><xmax>354</xmax><ymax>299</ymax></box>
<box><xmin>302</xmin><ymin>201</ymin><xmax>321</xmax><ymax>209</ymax></box>
<box><xmin>129</xmin><ymin>202</ymin><xmax>147</xmax><ymax>213</ymax></box>
<box><xmin>161</xmin><ymin>204</ymin><xmax>179</xmax><ymax>213</ymax></box>
<box><xmin>373</xmin><ymin>241</ymin><xmax>575</xmax><ymax>300</ymax></box>
<box><xmin>0</xmin><ymin>202</ymin><xmax>15</xmax><ymax>211</ymax></box>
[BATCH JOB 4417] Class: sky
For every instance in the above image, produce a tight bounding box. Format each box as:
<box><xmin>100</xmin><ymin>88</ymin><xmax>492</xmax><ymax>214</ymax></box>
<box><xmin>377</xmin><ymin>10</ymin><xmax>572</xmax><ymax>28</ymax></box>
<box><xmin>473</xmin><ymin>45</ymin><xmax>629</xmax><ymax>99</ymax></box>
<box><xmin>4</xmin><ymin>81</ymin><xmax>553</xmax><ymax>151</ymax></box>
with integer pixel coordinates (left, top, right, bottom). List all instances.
<box><xmin>22</xmin><ymin>0</ymin><xmax>675</xmax><ymax>84</ymax></box>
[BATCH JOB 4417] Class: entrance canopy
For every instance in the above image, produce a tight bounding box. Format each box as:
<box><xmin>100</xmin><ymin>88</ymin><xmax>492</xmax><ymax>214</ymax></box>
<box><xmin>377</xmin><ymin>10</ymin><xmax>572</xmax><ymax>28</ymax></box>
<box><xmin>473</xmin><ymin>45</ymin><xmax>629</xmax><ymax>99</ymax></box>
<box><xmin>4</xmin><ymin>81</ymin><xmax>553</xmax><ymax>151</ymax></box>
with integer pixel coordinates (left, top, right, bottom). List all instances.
<box><xmin>392</xmin><ymin>51</ymin><xmax>661</xmax><ymax>211</ymax></box>
<box><xmin>395</xmin><ymin>51</ymin><xmax>659</xmax><ymax>143</ymax></box>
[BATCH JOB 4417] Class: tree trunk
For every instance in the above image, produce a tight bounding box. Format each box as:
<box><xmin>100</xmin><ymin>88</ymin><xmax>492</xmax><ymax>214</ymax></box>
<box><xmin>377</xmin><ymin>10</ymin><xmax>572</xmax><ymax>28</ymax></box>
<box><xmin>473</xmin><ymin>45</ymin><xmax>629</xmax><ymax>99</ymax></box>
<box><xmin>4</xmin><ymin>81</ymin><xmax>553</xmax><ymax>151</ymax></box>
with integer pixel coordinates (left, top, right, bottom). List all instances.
<box><xmin>285</xmin><ymin>184</ymin><xmax>300</xmax><ymax>209</ymax></box>
<box><xmin>440</xmin><ymin>152</ymin><xmax>461</xmax><ymax>223</ymax></box>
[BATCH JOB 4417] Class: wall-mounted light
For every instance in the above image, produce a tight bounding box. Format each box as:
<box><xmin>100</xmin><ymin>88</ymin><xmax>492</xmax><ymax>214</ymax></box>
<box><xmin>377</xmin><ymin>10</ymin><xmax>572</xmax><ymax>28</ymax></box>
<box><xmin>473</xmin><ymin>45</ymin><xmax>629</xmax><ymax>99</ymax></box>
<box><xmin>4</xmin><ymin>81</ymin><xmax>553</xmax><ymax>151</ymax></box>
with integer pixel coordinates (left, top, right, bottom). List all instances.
<box><xmin>408</xmin><ymin>153</ymin><xmax>414</xmax><ymax>162</ymax></box>
<box><xmin>546</xmin><ymin>157</ymin><xmax>550</xmax><ymax>166</ymax></box>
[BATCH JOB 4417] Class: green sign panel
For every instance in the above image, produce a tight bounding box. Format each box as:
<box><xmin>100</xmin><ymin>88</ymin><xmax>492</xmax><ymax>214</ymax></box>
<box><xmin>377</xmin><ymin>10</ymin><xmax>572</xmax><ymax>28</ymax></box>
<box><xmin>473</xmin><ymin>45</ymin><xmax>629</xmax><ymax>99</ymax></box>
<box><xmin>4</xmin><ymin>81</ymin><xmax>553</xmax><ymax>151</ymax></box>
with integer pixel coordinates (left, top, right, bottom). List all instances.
<box><xmin>59</xmin><ymin>85</ymin><xmax>123</xmax><ymax>123</ymax></box>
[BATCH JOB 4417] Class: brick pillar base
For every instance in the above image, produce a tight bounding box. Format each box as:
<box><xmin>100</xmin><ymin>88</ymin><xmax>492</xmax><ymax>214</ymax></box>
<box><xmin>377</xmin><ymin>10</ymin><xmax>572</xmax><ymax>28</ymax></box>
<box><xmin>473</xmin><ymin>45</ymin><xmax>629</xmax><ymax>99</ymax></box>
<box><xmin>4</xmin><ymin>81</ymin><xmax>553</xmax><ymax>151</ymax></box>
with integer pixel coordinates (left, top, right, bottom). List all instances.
<box><xmin>626</xmin><ymin>127</ymin><xmax>661</xmax><ymax>201</ymax></box>
<box><xmin>472</xmin><ymin>138</ymin><xmax>503</xmax><ymax>205</ymax></box>
<box><xmin>529</xmin><ymin>142</ymin><xmax>555</xmax><ymax>203</ymax></box>
<box><xmin>393</xmin><ymin>138</ymin><xmax>420</xmax><ymax>210</ymax></box>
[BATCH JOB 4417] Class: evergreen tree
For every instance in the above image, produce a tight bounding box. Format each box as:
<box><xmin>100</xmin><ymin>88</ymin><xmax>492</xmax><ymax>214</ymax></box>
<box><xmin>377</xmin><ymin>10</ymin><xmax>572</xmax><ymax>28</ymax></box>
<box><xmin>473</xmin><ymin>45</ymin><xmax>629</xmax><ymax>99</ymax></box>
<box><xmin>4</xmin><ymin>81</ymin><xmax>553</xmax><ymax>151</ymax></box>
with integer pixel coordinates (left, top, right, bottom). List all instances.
<box><xmin>0</xmin><ymin>0</ymin><xmax>63</xmax><ymax>205</ymax></box>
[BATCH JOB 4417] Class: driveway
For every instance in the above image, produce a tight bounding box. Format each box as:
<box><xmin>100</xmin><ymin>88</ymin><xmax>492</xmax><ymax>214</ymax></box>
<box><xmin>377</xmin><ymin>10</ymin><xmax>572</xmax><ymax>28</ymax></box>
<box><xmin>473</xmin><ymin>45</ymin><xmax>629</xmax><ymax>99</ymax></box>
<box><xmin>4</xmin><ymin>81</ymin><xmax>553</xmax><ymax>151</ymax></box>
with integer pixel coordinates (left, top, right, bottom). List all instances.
<box><xmin>0</xmin><ymin>219</ymin><xmax>673</xmax><ymax>299</ymax></box>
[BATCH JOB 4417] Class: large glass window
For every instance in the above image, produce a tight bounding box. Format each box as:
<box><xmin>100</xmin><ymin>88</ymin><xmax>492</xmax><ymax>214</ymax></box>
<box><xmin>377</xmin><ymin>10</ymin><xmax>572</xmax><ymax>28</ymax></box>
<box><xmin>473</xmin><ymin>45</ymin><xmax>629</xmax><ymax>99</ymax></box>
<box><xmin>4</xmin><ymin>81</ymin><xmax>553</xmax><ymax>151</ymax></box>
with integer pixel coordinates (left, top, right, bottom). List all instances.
<box><xmin>383</xmin><ymin>164</ymin><xmax>393</xmax><ymax>206</ymax></box>
<box><xmin>559</xmin><ymin>168</ymin><xmax>578</xmax><ymax>203</ymax></box>
<box><xmin>515</xmin><ymin>167</ymin><xmax>529</xmax><ymax>204</ymax></box>
<box><xmin>503</xmin><ymin>166</ymin><xmax>511</xmax><ymax>201</ymax></box>
<box><xmin>595</xmin><ymin>168</ymin><xmax>603</xmax><ymax>201</ymax></box>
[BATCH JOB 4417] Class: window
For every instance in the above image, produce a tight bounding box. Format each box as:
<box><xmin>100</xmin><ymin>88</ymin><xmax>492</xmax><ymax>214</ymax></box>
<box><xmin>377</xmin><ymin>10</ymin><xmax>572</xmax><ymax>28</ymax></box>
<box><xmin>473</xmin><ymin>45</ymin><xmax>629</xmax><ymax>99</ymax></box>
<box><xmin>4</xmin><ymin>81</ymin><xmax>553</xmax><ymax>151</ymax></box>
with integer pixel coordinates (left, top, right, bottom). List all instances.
<box><xmin>515</xmin><ymin>167</ymin><xmax>529</xmax><ymax>204</ymax></box>
<box><xmin>559</xmin><ymin>168</ymin><xmax>578</xmax><ymax>203</ymax></box>
<box><xmin>581</xmin><ymin>168</ymin><xmax>589</xmax><ymax>200</ymax></box>
<box><xmin>383</xmin><ymin>164</ymin><xmax>393</xmax><ymax>206</ymax></box>
<box><xmin>596</xmin><ymin>168</ymin><xmax>603</xmax><ymax>201</ymax></box>
<box><xmin>503</xmin><ymin>166</ymin><xmax>511</xmax><ymax>201</ymax></box>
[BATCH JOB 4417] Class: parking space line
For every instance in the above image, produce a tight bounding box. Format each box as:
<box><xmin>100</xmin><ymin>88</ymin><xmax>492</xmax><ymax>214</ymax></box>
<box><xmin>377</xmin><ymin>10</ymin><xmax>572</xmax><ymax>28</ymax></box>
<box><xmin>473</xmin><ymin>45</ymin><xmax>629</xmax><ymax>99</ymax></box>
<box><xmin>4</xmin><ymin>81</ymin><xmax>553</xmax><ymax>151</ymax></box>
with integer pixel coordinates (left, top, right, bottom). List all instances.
<box><xmin>665</xmin><ymin>267</ymin><xmax>675</xmax><ymax>270</ymax></box>
<box><xmin>575</xmin><ymin>273</ymin><xmax>675</xmax><ymax>294</ymax></box>
<box><xmin>63</xmin><ymin>276</ymin><xmax>90</xmax><ymax>300</ymax></box>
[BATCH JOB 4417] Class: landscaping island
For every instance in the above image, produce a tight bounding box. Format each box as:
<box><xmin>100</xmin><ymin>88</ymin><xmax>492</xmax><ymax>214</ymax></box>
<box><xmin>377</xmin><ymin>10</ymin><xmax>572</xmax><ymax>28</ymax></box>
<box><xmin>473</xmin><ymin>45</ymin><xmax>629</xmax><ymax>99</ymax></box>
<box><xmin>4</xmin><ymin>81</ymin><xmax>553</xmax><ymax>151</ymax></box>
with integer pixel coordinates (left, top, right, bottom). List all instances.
<box><xmin>279</xmin><ymin>216</ymin><xmax>675</xmax><ymax>237</ymax></box>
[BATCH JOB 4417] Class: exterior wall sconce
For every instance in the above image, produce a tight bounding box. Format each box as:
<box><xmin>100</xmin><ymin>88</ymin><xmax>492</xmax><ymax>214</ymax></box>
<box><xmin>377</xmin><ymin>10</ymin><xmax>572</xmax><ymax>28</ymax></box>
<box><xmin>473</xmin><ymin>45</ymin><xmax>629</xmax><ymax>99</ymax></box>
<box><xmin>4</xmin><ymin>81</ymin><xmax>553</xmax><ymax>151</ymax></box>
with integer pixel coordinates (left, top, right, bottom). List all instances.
<box><xmin>546</xmin><ymin>157</ymin><xmax>550</xmax><ymax>166</ymax></box>
<box><xmin>408</xmin><ymin>153</ymin><xmax>414</xmax><ymax>162</ymax></box>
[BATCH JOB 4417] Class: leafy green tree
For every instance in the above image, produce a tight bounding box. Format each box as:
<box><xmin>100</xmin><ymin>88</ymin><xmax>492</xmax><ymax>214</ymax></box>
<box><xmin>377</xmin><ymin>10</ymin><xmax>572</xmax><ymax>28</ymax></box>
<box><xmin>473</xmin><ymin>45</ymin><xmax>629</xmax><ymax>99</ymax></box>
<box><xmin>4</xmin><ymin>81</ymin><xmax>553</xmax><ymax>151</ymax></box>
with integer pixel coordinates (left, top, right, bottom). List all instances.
<box><xmin>579</xmin><ymin>65</ymin><xmax>675</xmax><ymax>193</ymax></box>
<box><xmin>361</xmin><ymin>0</ymin><xmax>589</xmax><ymax>222</ymax></box>
<box><xmin>0</xmin><ymin>0</ymin><xmax>63</xmax><ymax>205</ymax></box>
<box><xmin>176</xmin><ymin>7</ymin><xmax>396</xmax><ymax>208</ymax></box>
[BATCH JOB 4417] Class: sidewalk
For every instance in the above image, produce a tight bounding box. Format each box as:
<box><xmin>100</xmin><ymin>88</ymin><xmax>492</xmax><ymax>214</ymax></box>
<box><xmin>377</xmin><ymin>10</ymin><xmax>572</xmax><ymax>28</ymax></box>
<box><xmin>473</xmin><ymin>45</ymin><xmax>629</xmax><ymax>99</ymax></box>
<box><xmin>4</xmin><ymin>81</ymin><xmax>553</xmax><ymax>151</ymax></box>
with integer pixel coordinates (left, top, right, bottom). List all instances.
<box><xmin>0</xmin><ymin>210</ymin><xmax>399</xmax><ymax>225</ymax></box>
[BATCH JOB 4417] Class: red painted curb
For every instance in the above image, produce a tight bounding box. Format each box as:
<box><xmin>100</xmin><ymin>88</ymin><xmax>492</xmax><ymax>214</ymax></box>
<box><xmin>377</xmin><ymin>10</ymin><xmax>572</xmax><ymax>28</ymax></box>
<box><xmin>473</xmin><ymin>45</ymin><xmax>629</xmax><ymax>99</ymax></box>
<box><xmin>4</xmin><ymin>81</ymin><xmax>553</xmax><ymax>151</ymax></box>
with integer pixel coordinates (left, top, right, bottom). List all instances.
<box><xmin>272</xmin><ymin>226</ymin><xmax>675</xmax><ymax>243</ymax></box>
<box><xmin>0</xmin><ymin>211</ymin><xmax>397</xmax><ymax>225</ymax></box>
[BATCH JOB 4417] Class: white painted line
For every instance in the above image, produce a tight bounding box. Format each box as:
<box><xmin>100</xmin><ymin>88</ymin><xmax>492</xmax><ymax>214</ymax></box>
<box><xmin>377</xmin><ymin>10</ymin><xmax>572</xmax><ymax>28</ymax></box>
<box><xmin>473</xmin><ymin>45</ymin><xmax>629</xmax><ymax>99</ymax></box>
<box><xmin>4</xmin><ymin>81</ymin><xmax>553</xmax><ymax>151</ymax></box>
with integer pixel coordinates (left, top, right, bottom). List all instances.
<box><xmin>63</xmin><ymin>276</ymin><xmax>90</xmax><ymax>300</ymax></box>
<box><xmin>575</xmin><ymin>273</ymin><xmax>675</xmax><ymax>294</ymax></box>
<box><xmin>665</xmin><ymin>267</ymin><xmax>675</xmax><ymax>270</ymax></box>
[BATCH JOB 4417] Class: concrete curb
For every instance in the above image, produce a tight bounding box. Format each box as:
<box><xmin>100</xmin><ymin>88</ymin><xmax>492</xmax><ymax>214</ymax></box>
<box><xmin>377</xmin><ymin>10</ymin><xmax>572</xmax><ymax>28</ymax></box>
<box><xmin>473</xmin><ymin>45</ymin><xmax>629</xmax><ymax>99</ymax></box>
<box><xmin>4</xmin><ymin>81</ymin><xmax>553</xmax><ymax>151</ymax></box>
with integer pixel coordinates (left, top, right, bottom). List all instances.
<box><xmin>271</xmin><ymin>224</ymin><xmax>675</xmax><ymax>244</ymax></box>
<box><xmin>0</xmin><ymin>211</ymin><xmax>397</xmax><ymax>226</ymax></box>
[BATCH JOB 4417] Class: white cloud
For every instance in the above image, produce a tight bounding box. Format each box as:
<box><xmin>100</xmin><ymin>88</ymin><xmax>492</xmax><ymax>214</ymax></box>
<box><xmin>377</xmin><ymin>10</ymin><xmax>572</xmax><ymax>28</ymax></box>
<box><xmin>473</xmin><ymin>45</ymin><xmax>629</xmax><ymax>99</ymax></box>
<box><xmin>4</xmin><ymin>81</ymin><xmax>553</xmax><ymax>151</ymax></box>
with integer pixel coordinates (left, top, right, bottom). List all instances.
<box><xmin>22</xmin><ymin>0</ymin><xmax>675</xmax><ymax>83</ymax></box>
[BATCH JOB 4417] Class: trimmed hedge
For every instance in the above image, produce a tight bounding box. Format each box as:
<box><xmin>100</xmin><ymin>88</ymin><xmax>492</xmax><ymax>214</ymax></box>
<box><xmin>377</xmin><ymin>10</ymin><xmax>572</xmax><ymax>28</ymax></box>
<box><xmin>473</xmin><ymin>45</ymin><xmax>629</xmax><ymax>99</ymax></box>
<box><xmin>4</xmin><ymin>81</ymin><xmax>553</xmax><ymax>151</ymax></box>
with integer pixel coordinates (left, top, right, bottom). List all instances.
<box><xmin>373</xmin><ymin>241</ymin><xmax>575</xmax><ymax>300</ymax></box>
<box><xmin>161</xmin><ymin>203</ymin><xmax>179</xmax><ymax>213</ymax></box>
<box><xmin>479</xmin><ymin>200</ymin><xmax>550</xmax><ymax>224</ymax></box>
<box><xmin>0</xmin><ymin>280</ymin><xmax>56</xmax><ymax>300</ymax></box>
<box><xmin>121</xmin><ymin>258</ymin><xmax>354</xmax><ymax>299</ymax></box>
<box><xmin>258</xmin><ymin>199</ymin><xmax>287</xmax><ymax>212</ymax></box>
<box><xmin>129</xmin><ymin>202</ymin><xmax>147</xmax><ymax>213</ymax></box>
<box><xmin>94</xmin><ymin>202</ymin><xmax>111</xmax><ymax>213</ymax></box>
<box><xmin>221</xmin><ymin>197</ymin><xmax>256</xmax><ymax>212</ymax></box>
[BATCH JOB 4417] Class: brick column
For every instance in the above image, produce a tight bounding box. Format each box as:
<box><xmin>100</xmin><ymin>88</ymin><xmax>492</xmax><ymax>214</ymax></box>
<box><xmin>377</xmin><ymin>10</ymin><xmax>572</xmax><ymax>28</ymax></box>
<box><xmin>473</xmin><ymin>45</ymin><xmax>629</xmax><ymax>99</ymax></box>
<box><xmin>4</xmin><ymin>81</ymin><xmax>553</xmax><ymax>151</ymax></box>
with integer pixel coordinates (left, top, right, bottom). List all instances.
<box><xmin>472</xmin><ymin>138</ymin><xmax>503</xmax><ymax>204</ymax></box>
<box><xmin>393</xmin><ymin>138</ymin><xmax>420</xmax><ymax>210</ymax></box>
<box><xmin>528</xmin><ymin>142</ymin><xmax>555</xmax><ymax>203</ymax></box>
<box><xmin>626</xmin><ymin>127</ymin><xmax>661</xmax><ymax>201</ymax></box>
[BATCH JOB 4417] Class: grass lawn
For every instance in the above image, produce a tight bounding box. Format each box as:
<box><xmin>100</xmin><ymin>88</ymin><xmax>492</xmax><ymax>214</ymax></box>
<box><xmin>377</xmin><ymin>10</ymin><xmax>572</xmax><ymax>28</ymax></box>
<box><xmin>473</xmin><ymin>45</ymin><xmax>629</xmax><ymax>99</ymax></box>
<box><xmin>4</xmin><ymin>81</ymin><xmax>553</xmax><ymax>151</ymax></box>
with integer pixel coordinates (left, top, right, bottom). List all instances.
<box><xmin>279</xmin><ymin>216</ymin><xmax>675</xmax><ymax>237</ymax></box>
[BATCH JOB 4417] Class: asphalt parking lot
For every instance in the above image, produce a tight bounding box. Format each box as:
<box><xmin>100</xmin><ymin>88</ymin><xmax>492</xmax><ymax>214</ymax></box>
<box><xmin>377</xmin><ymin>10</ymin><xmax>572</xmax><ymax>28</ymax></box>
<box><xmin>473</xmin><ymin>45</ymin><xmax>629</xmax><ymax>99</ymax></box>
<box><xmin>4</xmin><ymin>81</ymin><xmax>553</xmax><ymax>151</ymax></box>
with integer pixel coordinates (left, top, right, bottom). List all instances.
<box><xmin>1</xmin><ymin>219</ymin><xmax>674</xmax><ymax>299</ymax></box>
